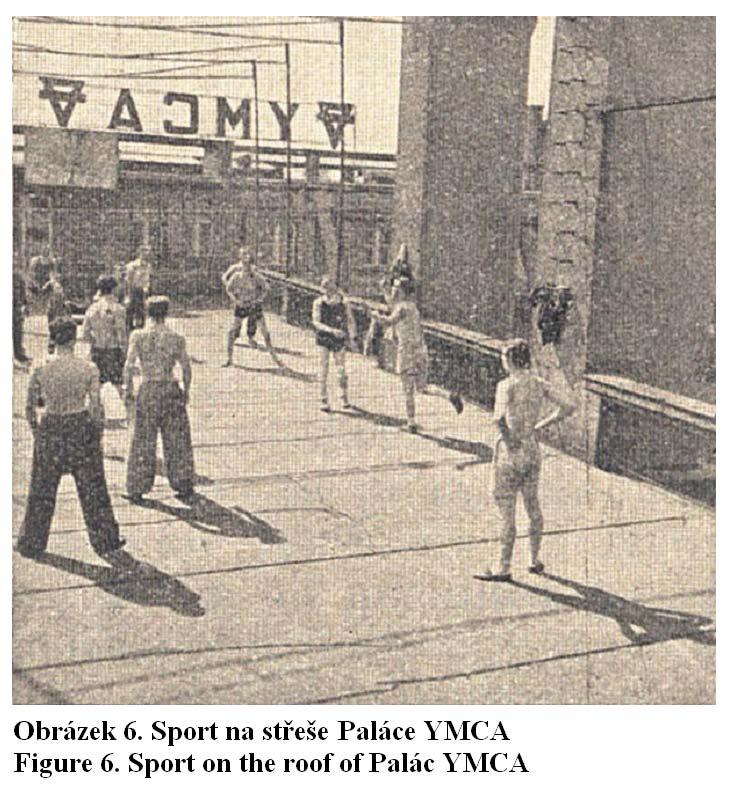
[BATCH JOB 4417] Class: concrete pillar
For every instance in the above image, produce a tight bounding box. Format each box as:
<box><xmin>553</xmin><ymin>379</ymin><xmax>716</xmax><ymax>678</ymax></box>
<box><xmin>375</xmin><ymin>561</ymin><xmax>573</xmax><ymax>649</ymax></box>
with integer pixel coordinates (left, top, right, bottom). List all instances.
<box><xmin>392</xmin><ymin>17</ymin><xmax>535</xmax><ymax>336</ymax></box>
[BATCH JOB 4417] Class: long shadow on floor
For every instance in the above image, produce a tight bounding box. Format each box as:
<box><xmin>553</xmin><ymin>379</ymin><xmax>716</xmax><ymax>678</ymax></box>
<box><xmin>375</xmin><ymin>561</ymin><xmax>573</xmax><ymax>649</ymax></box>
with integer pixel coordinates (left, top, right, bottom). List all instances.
<box><xmin>234</xmin><ymin>341</ymin><xmax>305</xmax><ymax>358</ymax></box>
<box><xmin>151</xmin><ymin>457</ymin><xmax>214</xmax><ymax>487</ymax></box>
<box><xmin>417</xmin><ymin>432</ymin><xmax>493</xmax><ymax>469</ymax></box>
<box><xmin>232</xmin><ymin>363</ymin><xmax>315</xmax><ymax>383</ymax></box>
<box><xmin>510</xmin><ymin>573</ymin><xmax>715</xmax><ymax>647</ymax></box>
<box><xmin>134</xmin><ymin>494</ymin><xmax>285</xmax><ymax>544</ymax></box>
<box><xmin>37</xmin><ymin>552</ymin><xmax>205</xmax><ymax>617</ymax></box>
<box><xmin>335</xmin><ymin>405</ymin><xmax>405</xmax><ymax>429</ymax></box>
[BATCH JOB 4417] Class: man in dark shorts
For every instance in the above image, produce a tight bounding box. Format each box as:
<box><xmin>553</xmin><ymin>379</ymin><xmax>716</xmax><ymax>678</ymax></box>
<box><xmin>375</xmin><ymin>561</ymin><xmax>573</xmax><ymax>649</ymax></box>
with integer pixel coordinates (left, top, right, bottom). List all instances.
<box><xmin>82</xmin><ymin>274</ymin><xmax>128</xmax><ymax>402</ymax></box>
<box><xmin>16</xmin><ymin>317</ymin><xmax>129</xmax><ymax>566</ymax></box>
<box><xmin>223</xmin><ymin>250</ymin><xmax>280</xmax><ymax>367</ymax></box>
<box><xmin>312</xmin><ymin>276</ymin><xmax>356</xmax><ymax>411</ymax></box>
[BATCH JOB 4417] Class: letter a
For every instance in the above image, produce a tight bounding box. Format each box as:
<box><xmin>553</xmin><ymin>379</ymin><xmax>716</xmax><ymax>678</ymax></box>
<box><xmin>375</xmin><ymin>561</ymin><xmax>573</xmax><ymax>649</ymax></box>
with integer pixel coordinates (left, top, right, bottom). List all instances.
<box><xmin>109</xmin><ymin>89</ymin><xmax>142</xmax><ymax>132</ymax></box>
<box><xmin>38</xmin><ymin>77</ymin><xmax>86</xmax><ymax>128</ymax></box>
<box><xmin>316</xmin><ymin>102</ymin><xmax>355</xmax><ymax>150</ymax></box>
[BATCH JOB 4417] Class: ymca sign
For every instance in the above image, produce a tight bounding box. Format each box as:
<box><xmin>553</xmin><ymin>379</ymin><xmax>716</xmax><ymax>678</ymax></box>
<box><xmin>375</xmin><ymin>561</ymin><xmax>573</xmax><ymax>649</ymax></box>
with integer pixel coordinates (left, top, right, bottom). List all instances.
<box><xmin>27</xmin><ymin>76</ymin><xmax>355</xmax><ymax>150</ymax></box>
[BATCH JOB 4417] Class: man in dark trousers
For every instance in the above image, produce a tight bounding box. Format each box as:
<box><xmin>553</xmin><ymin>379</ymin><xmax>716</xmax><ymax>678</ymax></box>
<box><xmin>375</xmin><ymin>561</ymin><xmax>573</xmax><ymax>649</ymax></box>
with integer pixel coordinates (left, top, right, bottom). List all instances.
<box><xmin>13</xmin><ymin>261</ymin><xmax>31</xmax><ymax>364</ymax></box>
<box><xmin>16</xmin><ymin>317</ymin><xmax>128</xmax><ymax>564</ymax></box>
<box><xmin>124</xmin><ymin>296</ymin><xmax>196</xmax><ymax>502</ymax></box>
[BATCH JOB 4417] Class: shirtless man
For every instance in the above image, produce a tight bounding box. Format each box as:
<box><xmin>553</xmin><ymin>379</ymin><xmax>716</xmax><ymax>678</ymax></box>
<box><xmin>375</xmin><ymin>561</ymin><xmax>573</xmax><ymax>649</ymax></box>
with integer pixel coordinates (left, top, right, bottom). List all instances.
<box><xmin>16</xmin><ymin>317</ymin><xmax>128</xmax><ymax>565</ymax></box>
<box><xmin>475</xmin><ymin>339</ymin><xmax>576</xmax><ymax>582</ymax></box>
<box><xmin>125</xmin><ymin>244</ymin><xmax>152</xmax><ymax>332</ymax></box>
<box><xmin>222</xmin><ymin>248</ymin><xmax>280</xmax><ymax>367</ymax></box>
<box><xmin>82</xmin><ymin>274</ymin><xmax>128</xmax><ymax>402</ymax></box>
<box><xmin>124</xmin><ymin>296</ymin><xmax>196</xmax><ymax>503</ymax></box>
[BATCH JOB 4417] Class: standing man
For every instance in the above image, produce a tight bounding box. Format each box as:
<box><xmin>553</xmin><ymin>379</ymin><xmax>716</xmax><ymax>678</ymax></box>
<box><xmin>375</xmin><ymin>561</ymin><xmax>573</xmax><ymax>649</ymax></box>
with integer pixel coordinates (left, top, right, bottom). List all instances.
<box><xmin>222</xmin><ymin>248</ymin><xmax>280</xmax><ymax>367</ymax></box>
<box><xmin>125</xmin><ymin>244</ymin><xmax>152</xmax><ymax>332</ymax></box>
<box><xmin>13</xmin><ymin>259</ymin><xmax>31</xmax><ymax>365</ymax></box>
<box><xmin>27</xmin><ymin>244</ymin><xmax>58</xmax><ymax>299</ymax></box>
<box><xmin>124</xmin><ymin>296</ymin><xmax>196</xmax><ymax>503</ymax></box>
<box><xmin>82</xmin><ymin>274</ymin><xmax>128</xmax><ymax>402</ymax></box>
<box><xmin>16</xmin><ymin>317</ymin><xmax>128</xmax><ymax>564</ymax></box>
<box><xmin>42</xmin><ymin>271</ymin><xmax>72</xmax><ymax>355</ymax></box>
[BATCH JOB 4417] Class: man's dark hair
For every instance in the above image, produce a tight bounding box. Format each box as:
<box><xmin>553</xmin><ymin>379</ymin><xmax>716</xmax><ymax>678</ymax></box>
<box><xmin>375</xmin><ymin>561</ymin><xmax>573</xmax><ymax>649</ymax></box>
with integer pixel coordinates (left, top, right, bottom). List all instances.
<box><xmin>504</xmin><ymin>339</ymin><xmax>531</xmax><ymax>370</ymax></box>
<box><xmin>49</xmin><ymin>317</ymin><xmax>77</xmax><ymax>347</ymax></box>
<box><xmin>96</xmin><ymin>275</ymin><xmax>118</xmax><ymax>295</ymax></box>
<box><xmin>146</xmin><ymin>296</ymin><xmax>170</xmax><ymax>321</ymax></box>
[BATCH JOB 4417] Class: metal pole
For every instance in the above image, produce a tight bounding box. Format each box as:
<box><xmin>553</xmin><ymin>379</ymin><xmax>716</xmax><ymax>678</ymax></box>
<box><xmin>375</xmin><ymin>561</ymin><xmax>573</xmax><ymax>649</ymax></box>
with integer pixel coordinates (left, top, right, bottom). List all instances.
<box><xmin>252</xmin><ymin>60</ymin><xmax>260</xmax><ymax>263</ymax></box>
<box><xmin>336</xmin><ymin>17</ymin><xmax>345</xmax><ymax>286</ymax></box>
<box><xmin>285</xmin><ymin>42</ymin><xmax>293</xmax><ymax>277</ymax></box>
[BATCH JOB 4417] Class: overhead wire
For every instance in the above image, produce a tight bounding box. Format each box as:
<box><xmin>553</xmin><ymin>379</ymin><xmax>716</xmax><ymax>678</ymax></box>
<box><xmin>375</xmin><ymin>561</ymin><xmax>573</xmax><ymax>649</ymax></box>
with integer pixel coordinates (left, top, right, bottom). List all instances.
<box><xmin>22</xmin><ymin>17</ymin><xmax>340</xmax><ymax>45</ymax></box>
<box><xmin>13</xmin><ymin>41</ymin><xmax>284</xmax><ymax>61</ymax></box>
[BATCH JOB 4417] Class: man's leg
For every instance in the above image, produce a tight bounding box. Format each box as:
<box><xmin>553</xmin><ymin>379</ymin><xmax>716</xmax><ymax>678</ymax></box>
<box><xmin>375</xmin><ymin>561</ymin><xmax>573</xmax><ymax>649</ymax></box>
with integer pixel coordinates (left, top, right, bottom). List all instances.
<box><xmin>494</xmin><ymin>493</ymin><xmax>518</xmax><ymax>576</ymax></box>
<box><xmin>246</xmin><ymin>311</ymin><xmax>259</xmax><ymax>346</ymax></box>
<box><xmin>126</xmin><ymin>385</ymin><xmax>159</xmax><ymax>498</ymax></box>
<box><xmin>224</xmin><ymin>314</ymin><xmax>243</xmax><ymax>366</ymax></box>
<box><xmin>257</xmin><ymin>313</ymin><xmax>283</xmax><ymax>367</ymax></box>
<box><xmin>319</xmin><ymin>346</ymin><xmax>330</xmax><ymax>409</ymax></box>
<box><xmin>17</xmin><ymin>431</ymin><xmax>62</xmax><ymax>556</ymax></box>
<box><xmin>521</xmin><ymin>481</ymin><xmax>545</xmax><ymax>571</ymax></box>
<box><xmin>160</xmin><ymin>385</ymin><xmax>195</xmax><ymax>497</ymax></box>
<box><xmin>72</xmin><ymin>422</ymin><xmax>125</xmax><ymax>556</ymax></box>
<box><xmin>333</xmin><ymin>350</ymin><xmax>349</xmax><ymax>407</ymax></box>
<box><xmin>13</xmin><ymin>312</ymin><xmax>29</xmax><ymax>361</ymax></box>
<box><xmin>401</xmin><ymin>373</ymin><xmax>417</xmax><ymax>430</ymax></box>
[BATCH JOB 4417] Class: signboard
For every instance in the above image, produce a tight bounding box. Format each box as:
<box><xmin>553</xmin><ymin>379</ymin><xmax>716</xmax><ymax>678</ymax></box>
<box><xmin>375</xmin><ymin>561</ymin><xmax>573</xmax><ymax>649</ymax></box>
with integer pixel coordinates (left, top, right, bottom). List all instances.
<box><xmin>24</xmin><ymin>126</ymin><xmax>119</xmax><ymax>189</ymax></box>
<box><xmin>14</xmin><ymin>75</ymin><xmax>356</xmax><ymax>151</ymax></box>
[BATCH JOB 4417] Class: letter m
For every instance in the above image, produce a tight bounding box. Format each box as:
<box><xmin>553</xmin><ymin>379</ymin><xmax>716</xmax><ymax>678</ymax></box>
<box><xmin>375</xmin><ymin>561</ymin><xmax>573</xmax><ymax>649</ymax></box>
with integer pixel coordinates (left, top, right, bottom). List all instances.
<box><xmin>216</xmin><ymin>98</ymin><xmax>250</xmax><ymax>139</ymax></box>
<box><xmin>465</xmin><ymin>754</ymin><xmax>490</xmax><ymax>773</ymax></box>
<box><xmin>446</xmin><ymin>722</ymin><xmax>468</xmax><ymax>740</ymax></box>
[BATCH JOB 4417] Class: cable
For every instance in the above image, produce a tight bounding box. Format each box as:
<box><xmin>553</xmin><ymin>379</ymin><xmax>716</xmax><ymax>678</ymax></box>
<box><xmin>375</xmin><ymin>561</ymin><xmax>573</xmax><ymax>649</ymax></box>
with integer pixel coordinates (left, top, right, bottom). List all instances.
<box><xmin>13</xmin><ymin>41</ymin><xmax>283</xmax><ymax>61</ymax></box>
<box><xmin>22</xmin><ymin>17</ymin><xmax>339</xmax><ymax>45</ymax></box>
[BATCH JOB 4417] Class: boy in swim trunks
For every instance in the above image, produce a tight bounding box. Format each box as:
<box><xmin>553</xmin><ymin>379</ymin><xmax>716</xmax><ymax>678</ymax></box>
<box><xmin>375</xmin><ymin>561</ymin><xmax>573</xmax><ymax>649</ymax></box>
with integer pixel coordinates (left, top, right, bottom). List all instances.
<box><xmin>476</xmin><ymin>339</ymin><xmax>575</xmax><ymax>581</ymax></box>
<box><xmin>312</xmin><ymin>276</ymin><xmax>356</xmax><ymax>411</ymax></box>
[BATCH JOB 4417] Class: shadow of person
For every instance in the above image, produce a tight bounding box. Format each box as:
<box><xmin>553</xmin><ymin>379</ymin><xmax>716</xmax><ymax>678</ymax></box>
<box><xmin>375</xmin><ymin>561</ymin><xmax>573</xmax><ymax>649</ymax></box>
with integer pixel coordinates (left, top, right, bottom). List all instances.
<box><xmin>134</xmin><ymin>494</ymin><xmax>285</xmax><ymax>544</ymax></box>
<box><xmin>336</xmin><ymin>405</ymin><xmax>405</xmax><ymax>429</ymax></box>
<box><xmin>510</xmin><ymin>573</ymin><xmax>715</xmax><ymax>647</ymax></box>
<box><xmin>232</xmin><ymin>363</ymin><xmax>315</xmax><ymax>383</ymax></box>
<box><xmin>37</xmin><ymin>552</ymin><xmax>205</xmax><ymax>617</ymax></box>
<box><xmin>417</xmin><ymin>433</ymin><xmax>493</xmax><ymax>469</ymax></box>
<box><xmin>234</xmin><ymin>341</ymin><xmax>305</xmax><ymax>358</ymax></box>
<box><xmin>151</xmin><ymin>457</ymin><xmax>214</xmax><ymax>488</ymax></box>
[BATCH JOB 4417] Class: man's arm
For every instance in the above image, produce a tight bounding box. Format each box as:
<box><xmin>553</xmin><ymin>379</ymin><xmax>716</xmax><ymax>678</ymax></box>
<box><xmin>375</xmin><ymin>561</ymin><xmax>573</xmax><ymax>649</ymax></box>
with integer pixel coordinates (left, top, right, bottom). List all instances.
<box><xmin>87</xmin><ymin>370</ymin><xmax>104</xmax><ymax>428</ymax></box>
<box><xmin>534</xmin><ymin>380</ymin><xmax>577</xmax><ymax>432</ymax></box>
<box><xmin>123</xmin><ymin>332</ymin><xmax>139</xmax><ymax>397</ymax></box>
<box><xmin>374</xmin><ymin>303</ymin><xmax>405</xmax><ymax>328</ymax></box>
<box><xmin>311</xmin><ymin>297</ymin><xmax>343</xmax><ymax>336</ymax></box>
<box><xmin>177</xmin><ymin>338</ymin><xmax>192</xmax><ymax>403</ymax></box>
<box><xmin>115</xmin><ymin>306</ymin><xmax>128</xmax><ymax>349</ymax></box>
<box><xmin>345</xmin><ymin>300</ymin><xmax>358</xmax><ymax>348</ymax></box>
<box><xmin>493</xmin><ymin>380</ymin><xmax>520</xmax><ymax>451</ymax></box>
<box><xmin>224</xmin><ymin>274</ymin><xmax>239</xmax><ymax>303</ymax></box>
<box><xmin>81</xmin><ymin>308</ymin><xmax>93</xmax><ymax>344</ymax></box>
<box><xmin>25</xmin><ymin>369</ymin><xmax>42</xmax><ymax>433</ymax></box>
